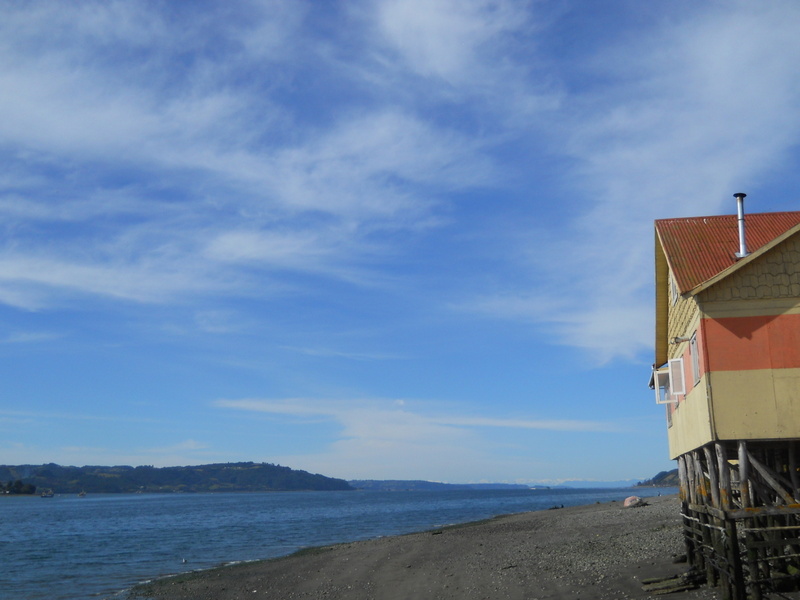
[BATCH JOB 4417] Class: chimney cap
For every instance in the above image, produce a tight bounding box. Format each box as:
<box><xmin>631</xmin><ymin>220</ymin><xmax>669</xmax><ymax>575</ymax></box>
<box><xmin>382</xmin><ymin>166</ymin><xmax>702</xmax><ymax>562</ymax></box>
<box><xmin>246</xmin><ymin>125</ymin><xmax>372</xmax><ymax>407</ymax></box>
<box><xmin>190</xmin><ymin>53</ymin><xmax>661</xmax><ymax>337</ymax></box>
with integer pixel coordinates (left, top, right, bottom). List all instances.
<box><xmin>733</xmin><ymin>192</ymin><xmax>747</xmax><ymax>199</ymax></box>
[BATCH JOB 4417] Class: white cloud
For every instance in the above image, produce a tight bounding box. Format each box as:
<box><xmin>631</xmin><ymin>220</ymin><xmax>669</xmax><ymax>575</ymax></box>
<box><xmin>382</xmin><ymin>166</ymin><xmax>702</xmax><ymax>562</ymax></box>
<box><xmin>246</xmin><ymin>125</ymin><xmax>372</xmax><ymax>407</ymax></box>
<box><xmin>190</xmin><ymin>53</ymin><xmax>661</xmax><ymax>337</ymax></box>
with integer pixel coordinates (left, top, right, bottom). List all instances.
<box><xmin>467</xmin><ymin>2</ymin><xmax>800</xmax><ymax>363</ymax></box>
<box><xmin>213</xmin><ymin>397</ymin><xmax>620</xmax><ymax>479</ymax></box>
<box><xmin>0</xmin><ymin>1</ymin><xmax>496</xmax><ymax>312</ymax></box>
<box><xmin>375</xmin><ymin>0</ymin><xmax>532</xmax><ymax>86</ymax></box>
<box><xmin>3</xmin><ymin>1</ymin><xmax>799</xmax><ymax>364</ymax></box>
<box><xmin>0</xmin><ymin>254</ymin><xmax>219</xmax><ymax>306</ymax></box>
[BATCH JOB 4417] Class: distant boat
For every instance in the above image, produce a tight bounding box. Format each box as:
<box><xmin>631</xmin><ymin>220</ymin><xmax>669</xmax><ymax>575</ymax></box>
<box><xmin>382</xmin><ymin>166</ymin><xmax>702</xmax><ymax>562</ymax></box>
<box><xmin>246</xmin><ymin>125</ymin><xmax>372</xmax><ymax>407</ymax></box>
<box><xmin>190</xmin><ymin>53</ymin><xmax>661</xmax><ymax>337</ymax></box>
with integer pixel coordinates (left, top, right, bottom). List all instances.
<box><xmin>78</xmin><ymin>491</ymin><xmax>86</xmax><ymax>498</ymax></box>
<box><xmin>40</xmin><ymin>489</ymin><xmax>54</xmax><ymax>498</ymax></box>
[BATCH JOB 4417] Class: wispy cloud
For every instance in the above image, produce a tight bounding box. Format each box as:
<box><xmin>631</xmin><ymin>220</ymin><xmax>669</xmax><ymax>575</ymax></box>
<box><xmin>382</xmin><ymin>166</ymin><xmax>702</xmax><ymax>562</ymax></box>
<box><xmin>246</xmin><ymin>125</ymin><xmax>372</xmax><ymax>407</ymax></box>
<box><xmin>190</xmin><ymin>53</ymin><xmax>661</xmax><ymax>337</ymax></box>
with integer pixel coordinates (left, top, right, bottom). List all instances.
<box><xmin>0</xmin><ymin>1</ymin><xmax>496</xmax><ymax>312</ymax></box>
<box><xmin>461</xmin><ymin>1</ymin><xmax>800</xmax><ymax>363</ymax></box>
<box><xmin>0</xmin><ymin>409</ymin><xmax>159</xmax><ymax>424</ymax></box>
<box><xmin>213</xmin><ymin>397</ymin><xmax>621</xmax><ymax>479</ymax></box>
<box><xmin>282</xmin><ymin>346</ymin><xmax>405</xmax><ymax>361</ymax></box>
<box><xmin>0</xmin><ymin>331</ymin><xmax>60</xmax><ymax>344</ymax></box>
<box><xmin>0</xmin><ymin>1</ymin><xmax>795</xmax><ymax>480</ymax></box>
<box><xmin>215</xmin><ymin>397</ymin><xmax>616</xmax><ymax>432</ymax></box>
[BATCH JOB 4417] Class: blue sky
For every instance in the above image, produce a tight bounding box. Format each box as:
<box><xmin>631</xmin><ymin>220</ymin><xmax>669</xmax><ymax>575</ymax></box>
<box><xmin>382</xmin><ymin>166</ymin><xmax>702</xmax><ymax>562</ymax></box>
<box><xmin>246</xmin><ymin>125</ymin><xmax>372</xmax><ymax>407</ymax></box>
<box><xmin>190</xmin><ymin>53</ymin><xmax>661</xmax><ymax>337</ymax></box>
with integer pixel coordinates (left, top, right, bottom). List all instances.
<box><xmin>3</xmin><ymin>0</ymin><xmax>800</xmax><ymax>484</ymax></box>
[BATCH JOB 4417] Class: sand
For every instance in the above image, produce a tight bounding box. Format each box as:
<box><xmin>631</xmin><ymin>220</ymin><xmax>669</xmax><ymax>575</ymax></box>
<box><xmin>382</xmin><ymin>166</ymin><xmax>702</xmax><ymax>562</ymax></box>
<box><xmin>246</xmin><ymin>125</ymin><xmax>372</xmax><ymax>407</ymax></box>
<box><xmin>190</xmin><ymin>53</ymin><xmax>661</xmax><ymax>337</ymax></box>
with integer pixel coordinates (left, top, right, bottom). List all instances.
<box><xmin>129</xmin><ymin>495</ymin><xmax>719</xmax><ymax>600</ymax></box>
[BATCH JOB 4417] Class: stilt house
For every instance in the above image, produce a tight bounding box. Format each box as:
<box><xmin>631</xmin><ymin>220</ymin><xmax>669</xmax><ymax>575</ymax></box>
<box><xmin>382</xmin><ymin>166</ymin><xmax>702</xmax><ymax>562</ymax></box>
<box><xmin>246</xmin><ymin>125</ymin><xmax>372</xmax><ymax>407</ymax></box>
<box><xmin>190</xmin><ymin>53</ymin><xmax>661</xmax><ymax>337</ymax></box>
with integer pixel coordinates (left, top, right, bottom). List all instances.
<box><xmin>653</xmin><ymin>194</ymin><xmax>800</xmax><ymax>599</ymax></box>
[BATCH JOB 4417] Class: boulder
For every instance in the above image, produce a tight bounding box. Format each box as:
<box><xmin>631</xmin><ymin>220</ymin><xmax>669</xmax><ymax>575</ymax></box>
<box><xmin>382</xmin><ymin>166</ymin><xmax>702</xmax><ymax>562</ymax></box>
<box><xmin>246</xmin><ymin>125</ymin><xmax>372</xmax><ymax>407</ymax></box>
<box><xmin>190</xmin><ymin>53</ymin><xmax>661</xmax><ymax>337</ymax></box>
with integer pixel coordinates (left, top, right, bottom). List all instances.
<box><xmin>623</xmin><ymin>495</ymin><xmax>648</xmax><ymax>508</ymax></box>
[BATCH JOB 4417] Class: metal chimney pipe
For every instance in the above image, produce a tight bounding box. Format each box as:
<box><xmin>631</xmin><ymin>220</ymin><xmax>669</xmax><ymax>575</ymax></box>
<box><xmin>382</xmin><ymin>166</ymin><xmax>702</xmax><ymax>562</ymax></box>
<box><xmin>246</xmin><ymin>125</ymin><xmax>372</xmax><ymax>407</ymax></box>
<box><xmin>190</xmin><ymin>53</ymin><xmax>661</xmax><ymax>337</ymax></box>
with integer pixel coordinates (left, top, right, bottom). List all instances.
<box><xmin>734</xmin><ymin>193</ymin><xmax>748</xmax><ymax>258</ymax></box>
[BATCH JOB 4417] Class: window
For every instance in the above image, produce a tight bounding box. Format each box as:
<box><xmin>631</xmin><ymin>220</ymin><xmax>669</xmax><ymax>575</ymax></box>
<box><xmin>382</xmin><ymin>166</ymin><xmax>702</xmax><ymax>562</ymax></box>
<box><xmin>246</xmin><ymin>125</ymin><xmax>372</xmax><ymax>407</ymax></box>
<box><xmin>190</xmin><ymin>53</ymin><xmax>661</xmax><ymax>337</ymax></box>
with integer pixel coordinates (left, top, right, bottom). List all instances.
<box><xmin>653</xmin><ymin>367</ymin><xmax>678</xmax><ymax>404</ymax></box>
<box><xmin>668</xmin><ymin>358</ymin><xmax>686</xmax><ymax>396</ymax></box>
<box><xmin>690</xmin><ymin>333</ymin><xmax>700</xmax><ymax>386</ymax></box>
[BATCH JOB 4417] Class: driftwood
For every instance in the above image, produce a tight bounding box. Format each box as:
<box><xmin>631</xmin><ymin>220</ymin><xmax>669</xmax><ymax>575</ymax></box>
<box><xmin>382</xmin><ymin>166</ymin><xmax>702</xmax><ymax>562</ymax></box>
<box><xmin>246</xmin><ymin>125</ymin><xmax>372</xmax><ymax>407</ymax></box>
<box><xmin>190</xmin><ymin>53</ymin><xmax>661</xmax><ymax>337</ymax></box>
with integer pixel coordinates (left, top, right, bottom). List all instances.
<box><xmin>641</xmin><ymin>569</ymin><xmax>705</xmax><ymax>595</ymax></box>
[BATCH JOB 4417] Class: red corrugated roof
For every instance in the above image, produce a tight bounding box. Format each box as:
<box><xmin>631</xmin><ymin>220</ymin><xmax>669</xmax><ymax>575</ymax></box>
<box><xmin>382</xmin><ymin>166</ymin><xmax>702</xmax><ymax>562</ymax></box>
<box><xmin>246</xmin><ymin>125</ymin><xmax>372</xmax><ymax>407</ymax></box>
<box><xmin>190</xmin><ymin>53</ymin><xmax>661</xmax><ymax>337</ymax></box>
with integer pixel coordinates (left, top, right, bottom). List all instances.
<box><xmin>656</xmin><ymin>211</ymin><xmax>800</xmax><ymax>293</ymax></box>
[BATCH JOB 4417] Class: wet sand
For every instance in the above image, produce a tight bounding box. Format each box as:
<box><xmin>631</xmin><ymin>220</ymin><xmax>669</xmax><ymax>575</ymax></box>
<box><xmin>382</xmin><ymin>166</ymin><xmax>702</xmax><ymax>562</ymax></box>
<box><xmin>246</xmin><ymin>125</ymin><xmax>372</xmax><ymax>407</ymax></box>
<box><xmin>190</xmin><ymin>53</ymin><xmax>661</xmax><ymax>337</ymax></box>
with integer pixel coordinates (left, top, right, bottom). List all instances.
<box><xmin>129</xmin><ymin>495</ymin><xmax>718</xmax><ymax>600</ymax></box>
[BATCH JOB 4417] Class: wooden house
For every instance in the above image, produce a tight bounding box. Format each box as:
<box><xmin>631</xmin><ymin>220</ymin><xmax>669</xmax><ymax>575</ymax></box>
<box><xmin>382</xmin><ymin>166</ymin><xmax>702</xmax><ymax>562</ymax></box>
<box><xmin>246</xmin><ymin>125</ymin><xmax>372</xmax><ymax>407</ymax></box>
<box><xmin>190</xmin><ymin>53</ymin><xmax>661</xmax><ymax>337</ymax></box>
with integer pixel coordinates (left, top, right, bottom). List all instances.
<box><xmin>653</xmin><ymin>195</ymin><xmax>800</xmax><ymax>599</ymax></box>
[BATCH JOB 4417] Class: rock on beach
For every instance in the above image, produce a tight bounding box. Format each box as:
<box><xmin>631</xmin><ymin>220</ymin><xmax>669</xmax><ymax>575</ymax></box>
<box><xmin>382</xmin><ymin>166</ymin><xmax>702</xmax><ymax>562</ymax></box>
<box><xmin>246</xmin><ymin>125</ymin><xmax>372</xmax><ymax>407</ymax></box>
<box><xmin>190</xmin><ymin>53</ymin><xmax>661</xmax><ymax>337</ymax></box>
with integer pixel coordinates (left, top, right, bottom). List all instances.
<box><xmin>129</xmin><ymin>495</ymin><xmax>718</xmax><ymax>600</ymax></box>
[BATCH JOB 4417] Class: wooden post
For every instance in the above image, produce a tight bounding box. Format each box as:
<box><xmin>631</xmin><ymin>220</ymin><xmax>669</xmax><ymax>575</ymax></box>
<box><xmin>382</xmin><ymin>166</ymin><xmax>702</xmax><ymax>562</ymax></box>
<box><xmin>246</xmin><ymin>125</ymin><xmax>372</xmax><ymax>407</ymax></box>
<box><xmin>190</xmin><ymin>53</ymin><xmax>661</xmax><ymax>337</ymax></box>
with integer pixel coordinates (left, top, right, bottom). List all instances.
<box><xmin>789</xmin><ymin>441</ymin><xmax>800</xmax><ymax>500</ymax></box>
<box><xmin>744</xmin><ymin>524</ymin><xmax>764</xmax><ymax>600</ymax></box>
<box><xmin>678</xmin><ymin>455</ymin><xmax>698</xmax><ymax>568</ymax></box>
<box><xmin>705</xmin><ymin>445</ymin><xmax>721</xmax><ymax>508</ymax></box>
<box><xmin>679</xmin><ymin>455</ymin><xmax>689</xmax><ymax>503</ymax></box>
<box><xmin>693</xmin><ymin>451</ymin><xmax>710</xmax><ymax>505</ymax></box>
<box><xmin>716</xmin><ymin>444</ymin><xmax>746</xmax><ymax>599</ymax></box>
<box><xmin>716</xmin><ymin>443</ymin><xmax>732</xmax><ymax>511</ymax></box>
<box><xmin>739</xmin><ymin>442</ymin><xmax>751</xmax><ymax>508</ymax></box>
<box><xmin>686</xmin><ymin>453</ymin><xmax>698</xmax><ymax>505</ymax></box>
<box><xmin>693</xmin><ymin>450</ymin><xmax>718</xmax><ymax>587</ymax></box>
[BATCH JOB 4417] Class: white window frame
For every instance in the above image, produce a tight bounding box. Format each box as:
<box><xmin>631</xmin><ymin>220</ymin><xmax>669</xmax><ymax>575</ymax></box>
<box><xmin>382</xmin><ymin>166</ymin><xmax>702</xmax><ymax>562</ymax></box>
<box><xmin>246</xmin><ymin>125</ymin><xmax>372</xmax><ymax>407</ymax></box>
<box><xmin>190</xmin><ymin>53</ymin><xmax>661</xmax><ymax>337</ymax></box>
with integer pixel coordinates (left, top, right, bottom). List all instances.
<box><xmin>653</xmin><ymin>368</ymin><xmax>678</xmax><ymax>405</ymax></box>
<box><xmin>668</xmin><ymin>357</ymin><xmax>686</xmax><ymax>396</ymax></box>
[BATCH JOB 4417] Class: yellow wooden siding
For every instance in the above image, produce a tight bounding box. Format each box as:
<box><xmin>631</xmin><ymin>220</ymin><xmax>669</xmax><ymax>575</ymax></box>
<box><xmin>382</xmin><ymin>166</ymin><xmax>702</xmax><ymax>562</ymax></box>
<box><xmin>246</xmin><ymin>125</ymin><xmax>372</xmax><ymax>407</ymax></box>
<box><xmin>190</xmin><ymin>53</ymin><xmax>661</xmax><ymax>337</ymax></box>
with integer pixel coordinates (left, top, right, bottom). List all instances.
<box><xmin>667</xmin><ymin>287</ymin><xmax>699</xmax><ymax>360</ymax></box>
<box><xmin>666</xmin><ymin>374</ymin><xmax>714</xmax><ymax>459</ymax></box>
<box><xmin>709</xmin><ymin>368</ymin><xmax>800</xmax><ymax>441</ymax></box>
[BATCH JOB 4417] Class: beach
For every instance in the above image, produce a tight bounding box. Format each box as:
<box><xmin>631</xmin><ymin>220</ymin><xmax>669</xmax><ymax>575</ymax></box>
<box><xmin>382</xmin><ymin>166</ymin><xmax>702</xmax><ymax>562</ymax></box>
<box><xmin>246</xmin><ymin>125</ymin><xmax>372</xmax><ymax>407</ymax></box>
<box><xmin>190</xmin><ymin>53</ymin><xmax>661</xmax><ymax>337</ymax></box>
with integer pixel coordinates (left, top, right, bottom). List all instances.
<box><xmin>129</xmin><ymin>495</ymin><xmax>718</xmax><ymax>600</ymax></box>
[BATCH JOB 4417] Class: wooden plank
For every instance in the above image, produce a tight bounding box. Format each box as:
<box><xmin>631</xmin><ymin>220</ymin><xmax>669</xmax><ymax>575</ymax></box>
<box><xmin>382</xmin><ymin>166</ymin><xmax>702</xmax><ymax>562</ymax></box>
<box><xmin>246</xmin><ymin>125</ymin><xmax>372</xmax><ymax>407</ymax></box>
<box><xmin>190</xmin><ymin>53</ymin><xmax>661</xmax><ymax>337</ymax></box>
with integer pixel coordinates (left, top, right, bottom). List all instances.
<box><xmin>727</xmin><ymin>505</ymin><xmax>800</xmax><ymax>520</ymax></box>
<box><xmin>740</xmin><ymin>524</ymin><xmax>800</xmax><ymax>532</ymax></box>
<box><xmin>747</xmin><ymin>451</ymin><xmax>797</xmax><ymax>505</ymax></box>
<box><xmin>746</xmin><ymin>538</ymin><xmax>800</xmax><ymax>550</ymax></box>
<box><xmin>688</xmin><ymin>501</ymin><xmax>800</xmax><ymax>521</ymax></box>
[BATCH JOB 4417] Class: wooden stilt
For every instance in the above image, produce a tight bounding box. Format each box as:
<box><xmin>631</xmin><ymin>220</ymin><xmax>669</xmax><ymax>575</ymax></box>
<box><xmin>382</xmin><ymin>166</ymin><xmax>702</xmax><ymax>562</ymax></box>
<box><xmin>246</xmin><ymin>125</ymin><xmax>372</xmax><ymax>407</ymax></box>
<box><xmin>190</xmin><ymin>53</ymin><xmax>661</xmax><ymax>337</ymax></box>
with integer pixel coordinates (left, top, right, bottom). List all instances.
<box><xmin>789</xmin><ymin>442</ymin><xmax>800</xmax><ymax>499</ymax></box>
<box><xmin>716</xmin><ymin>443</ymin><xmax>732</xmax><ymax>511</ymax></box>
<box><xmin>705</xmin><ymin>445</ymin><xmax>721</xmax><ymax>508</ymax></box>
<box><xmin>677</xmin><ymin>441</ymin><xmax>800</xmax><ymax>598</ymax></box>
<box><xmin>739</xmin><ymin>442</ymin><xmax>751</xmax><ymax>508</ymax></box>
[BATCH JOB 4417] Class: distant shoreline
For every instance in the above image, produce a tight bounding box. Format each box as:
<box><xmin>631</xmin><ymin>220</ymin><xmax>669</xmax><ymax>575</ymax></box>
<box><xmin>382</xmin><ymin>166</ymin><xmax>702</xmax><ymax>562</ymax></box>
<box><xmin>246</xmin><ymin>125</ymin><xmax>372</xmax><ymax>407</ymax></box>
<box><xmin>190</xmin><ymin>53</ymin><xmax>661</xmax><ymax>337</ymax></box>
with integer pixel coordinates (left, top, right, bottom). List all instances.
<box><xmin>129</xmin><ymin>494</ymin><xmax>716</xmax><ymax>600</ymax></box>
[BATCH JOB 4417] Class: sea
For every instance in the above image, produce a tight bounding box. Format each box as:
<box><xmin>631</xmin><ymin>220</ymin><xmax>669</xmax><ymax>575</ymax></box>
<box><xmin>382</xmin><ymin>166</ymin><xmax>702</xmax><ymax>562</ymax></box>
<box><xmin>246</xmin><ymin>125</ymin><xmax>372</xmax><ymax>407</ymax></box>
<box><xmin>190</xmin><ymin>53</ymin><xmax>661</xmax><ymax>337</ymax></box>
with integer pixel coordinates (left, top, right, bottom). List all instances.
<box><xmin>0</xmin><ymin>486</ymin><xmax>677</xmax><ymax>600</ymax></box>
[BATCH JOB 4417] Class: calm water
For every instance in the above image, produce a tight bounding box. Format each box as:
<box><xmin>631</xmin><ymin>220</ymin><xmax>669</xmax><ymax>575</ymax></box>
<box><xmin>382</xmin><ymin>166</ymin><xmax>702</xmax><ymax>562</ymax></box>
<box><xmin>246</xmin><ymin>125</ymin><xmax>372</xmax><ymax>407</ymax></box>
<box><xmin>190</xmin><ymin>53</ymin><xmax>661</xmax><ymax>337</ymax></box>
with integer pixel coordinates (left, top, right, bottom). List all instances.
<box><xmin>0</xmin><ymin>486</ymin><xmax>676</xmax><ymax>600</ymax></box>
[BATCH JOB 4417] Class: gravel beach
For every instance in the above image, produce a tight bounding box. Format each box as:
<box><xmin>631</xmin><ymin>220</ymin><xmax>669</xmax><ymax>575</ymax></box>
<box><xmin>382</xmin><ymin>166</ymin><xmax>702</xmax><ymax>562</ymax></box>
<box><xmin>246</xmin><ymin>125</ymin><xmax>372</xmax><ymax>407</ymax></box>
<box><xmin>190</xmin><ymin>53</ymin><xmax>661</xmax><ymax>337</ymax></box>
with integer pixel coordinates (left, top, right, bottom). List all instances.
<box><xmin>130</xmin><ymin>495</ymin><xmax>719</xmax><ymax>600</ymax></box>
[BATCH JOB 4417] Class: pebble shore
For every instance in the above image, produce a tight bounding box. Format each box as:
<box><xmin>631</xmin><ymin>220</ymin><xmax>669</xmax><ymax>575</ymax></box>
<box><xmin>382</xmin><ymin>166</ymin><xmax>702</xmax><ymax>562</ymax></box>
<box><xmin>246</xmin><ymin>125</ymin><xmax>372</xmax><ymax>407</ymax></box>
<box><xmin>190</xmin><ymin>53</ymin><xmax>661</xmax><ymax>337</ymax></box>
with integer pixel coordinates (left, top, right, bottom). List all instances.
<box><xmin>130</xmin><ymin>495</ymin><xmax>719</xmax><ymax>600</ymax></box>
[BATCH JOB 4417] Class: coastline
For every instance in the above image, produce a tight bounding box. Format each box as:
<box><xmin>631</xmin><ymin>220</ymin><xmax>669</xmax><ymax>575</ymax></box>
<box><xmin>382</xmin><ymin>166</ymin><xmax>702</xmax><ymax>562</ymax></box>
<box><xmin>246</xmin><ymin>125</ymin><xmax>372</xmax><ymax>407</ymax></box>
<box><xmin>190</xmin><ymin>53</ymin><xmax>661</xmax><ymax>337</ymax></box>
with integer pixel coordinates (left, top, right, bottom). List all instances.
<box><xmin>128</xmin><ymin>494</ymin><xmax>718</xmax><ymax>600</ymax></box>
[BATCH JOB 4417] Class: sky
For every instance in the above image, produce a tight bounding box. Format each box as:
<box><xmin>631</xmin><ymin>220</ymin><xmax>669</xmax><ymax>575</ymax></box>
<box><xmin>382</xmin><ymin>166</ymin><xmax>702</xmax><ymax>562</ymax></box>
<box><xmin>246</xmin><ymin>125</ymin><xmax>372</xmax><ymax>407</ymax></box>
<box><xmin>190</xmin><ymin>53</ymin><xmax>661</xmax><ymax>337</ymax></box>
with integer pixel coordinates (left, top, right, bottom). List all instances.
<box><xmin>3</xmin><ymin>0</ymin><xmax>800</xmax><ymax>485</ymax></box>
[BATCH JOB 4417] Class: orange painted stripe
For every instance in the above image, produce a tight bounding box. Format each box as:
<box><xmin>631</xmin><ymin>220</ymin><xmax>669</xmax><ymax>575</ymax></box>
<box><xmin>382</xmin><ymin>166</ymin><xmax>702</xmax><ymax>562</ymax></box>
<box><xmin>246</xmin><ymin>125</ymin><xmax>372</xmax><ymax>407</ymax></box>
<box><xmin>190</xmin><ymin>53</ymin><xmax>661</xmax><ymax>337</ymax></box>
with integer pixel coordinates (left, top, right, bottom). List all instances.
<box><xmin>703</xmin><ymin>314</ymin><xmax>800</xmax><ymax>371</ymax></box>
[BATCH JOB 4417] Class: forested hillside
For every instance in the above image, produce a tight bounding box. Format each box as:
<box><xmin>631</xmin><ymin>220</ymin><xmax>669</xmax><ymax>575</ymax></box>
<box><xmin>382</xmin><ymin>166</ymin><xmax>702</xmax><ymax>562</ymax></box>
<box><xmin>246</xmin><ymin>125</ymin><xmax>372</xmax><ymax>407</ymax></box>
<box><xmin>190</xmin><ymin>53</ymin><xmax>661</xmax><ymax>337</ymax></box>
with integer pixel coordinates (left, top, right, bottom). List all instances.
<box><xmin>637</xmin><ymin>469</ymin><xmax>679</xmax><ymax>487</ymax></box>
<box><xmin>0</xmin><ymin>462</ymin><xmax>352</xmax><ymax>494</ymax></box>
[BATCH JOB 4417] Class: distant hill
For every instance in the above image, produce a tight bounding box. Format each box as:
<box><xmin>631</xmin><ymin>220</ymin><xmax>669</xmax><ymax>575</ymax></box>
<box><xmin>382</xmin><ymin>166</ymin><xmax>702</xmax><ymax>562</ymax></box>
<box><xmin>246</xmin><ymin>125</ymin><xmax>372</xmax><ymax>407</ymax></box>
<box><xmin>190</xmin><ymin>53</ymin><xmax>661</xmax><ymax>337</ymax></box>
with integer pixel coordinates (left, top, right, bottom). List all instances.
<box><xmin>532</xmin><ymin>479</ymin><xmax>641</xmax><ymax>489</ymax></box>
<box><xmin>637</xmin><ymin>469</ymin><xmax>680</xmax><ymax>487</ymax></box>
<box><xmin>0</xmin><ymin>462</ymin><xmax>352</xmax><ymax>494</ymax></box>
<box><xmin>349</xmin><ymin>480</ymin><xmax>532</xmax><ymax>491</ymax></box>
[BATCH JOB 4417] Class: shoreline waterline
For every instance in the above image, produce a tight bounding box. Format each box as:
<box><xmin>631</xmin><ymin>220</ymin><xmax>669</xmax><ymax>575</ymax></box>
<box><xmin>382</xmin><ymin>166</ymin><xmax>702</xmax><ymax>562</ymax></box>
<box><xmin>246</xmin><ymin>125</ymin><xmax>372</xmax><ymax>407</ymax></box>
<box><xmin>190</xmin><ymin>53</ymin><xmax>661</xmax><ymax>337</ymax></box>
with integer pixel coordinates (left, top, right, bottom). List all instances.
<box><xmin>126</xmin><ymin>493</ymin><xmax>717</xmax><ymax>600</ymax></box>
<box><xmin>2</xmin><ymin>486</ymin><xmax>679</xmax><ymax>599</ymax></box>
